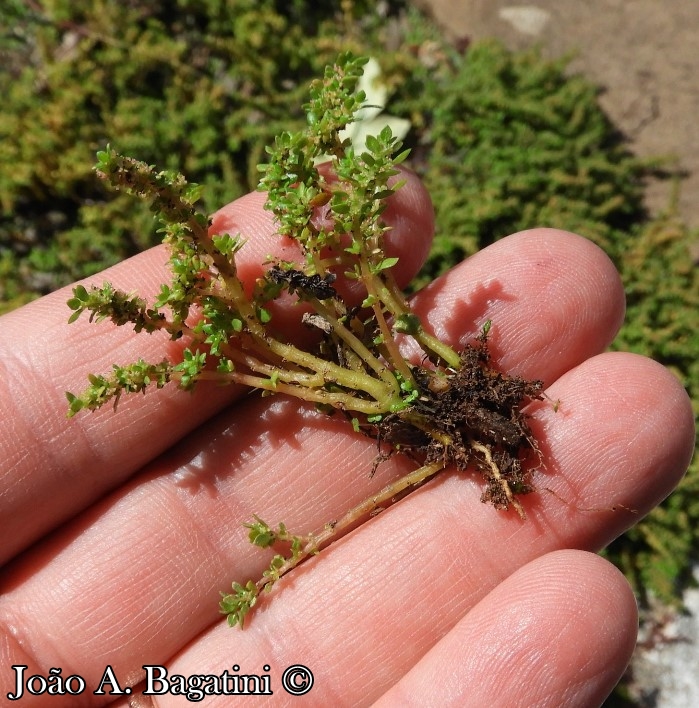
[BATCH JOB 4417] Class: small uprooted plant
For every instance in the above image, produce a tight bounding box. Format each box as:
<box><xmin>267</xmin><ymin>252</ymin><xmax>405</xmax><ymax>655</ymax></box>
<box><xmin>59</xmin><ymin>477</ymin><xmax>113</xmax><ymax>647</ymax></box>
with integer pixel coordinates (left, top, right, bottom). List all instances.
<box><xmin>66</xmin><ymin>53</ymin><xmax>544</xmax><ymax>628</ymax></box>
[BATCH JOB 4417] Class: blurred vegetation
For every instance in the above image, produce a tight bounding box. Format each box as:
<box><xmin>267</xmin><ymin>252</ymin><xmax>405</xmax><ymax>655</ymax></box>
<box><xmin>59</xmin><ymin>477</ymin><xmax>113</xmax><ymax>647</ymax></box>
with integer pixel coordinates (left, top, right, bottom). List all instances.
<box><xmin>1</xmin><ymin>0</ymin><xmax>696</xmax><ymax>618</ymax></box>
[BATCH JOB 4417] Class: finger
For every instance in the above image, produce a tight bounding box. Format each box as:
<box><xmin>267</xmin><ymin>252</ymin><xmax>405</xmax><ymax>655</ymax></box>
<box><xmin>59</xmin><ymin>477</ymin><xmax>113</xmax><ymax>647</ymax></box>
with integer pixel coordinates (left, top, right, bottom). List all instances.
<box><xmin>0</xmin><ymin>169</ymin><xmax>434</xmax><ymax>563</ymax></box>
<box><xmin>374</xmin><ymin>550</ymin><xmax>638</xmax><ymax>708</ymax></box>
<box><xmin>1</xmin><ymin>232</ymin><xmax>690</xmax><ymax>700</ymax></box>
<box><xmin>115</xmin><ymin>351</ymin><xmax>689</xmax><ymax>706</ymax></box>
<box><xmin>408</xmin><ymin>227</ymin><xmax>626</xmax><ymax>383</ymax></box>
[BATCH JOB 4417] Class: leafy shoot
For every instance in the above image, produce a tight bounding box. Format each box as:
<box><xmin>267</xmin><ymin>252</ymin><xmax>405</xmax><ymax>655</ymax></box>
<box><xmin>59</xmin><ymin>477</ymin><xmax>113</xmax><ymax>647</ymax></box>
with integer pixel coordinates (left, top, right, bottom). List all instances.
<box><xmin>67</xmin><ymin>53</ymin><xmax>544</xmax><ymax>627</ymax></box>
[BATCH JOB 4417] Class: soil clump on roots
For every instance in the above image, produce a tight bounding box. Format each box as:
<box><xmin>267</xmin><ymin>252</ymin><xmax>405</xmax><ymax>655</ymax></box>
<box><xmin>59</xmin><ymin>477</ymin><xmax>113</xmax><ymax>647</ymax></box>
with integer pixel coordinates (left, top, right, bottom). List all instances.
<box><xmin>375</xmin><ymin>329</ymin><xmax>544</xmax><ymax>518</ymax></box>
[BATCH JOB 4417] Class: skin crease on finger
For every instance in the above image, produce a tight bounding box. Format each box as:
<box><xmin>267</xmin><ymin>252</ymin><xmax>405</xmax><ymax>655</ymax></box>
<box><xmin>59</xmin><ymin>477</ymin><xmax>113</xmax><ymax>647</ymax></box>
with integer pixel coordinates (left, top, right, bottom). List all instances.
<box><xmin>0</xmin><ymin>221</ymin><xmax>694</xmax><ymax>707</ymax></box>
<box><xmin>0</xmin><ymin>169</ymin><xmax>434</xmax><ymax>566</ymax></box>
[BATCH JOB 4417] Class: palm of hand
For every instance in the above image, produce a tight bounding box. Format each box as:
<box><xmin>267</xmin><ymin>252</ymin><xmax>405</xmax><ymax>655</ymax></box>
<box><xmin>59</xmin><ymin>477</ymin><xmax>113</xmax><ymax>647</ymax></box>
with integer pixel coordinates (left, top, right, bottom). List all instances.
<box><xmin>0</xmin><ymin>177</ymin><xmax>693</xmax><ymax>706</ymax></box>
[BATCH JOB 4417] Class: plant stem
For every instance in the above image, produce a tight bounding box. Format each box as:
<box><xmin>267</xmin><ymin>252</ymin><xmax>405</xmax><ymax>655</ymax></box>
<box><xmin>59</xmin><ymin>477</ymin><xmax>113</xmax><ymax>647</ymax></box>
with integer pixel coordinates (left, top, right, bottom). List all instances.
<box><xmin>254</xmin><ymin>459</ymin><xmax>446</xmax><ymax>594</ymax></box>
<box><xmin>381</xmin><ymin>271</ymin><xmax>462</xmax><ymax>369</ymax></box>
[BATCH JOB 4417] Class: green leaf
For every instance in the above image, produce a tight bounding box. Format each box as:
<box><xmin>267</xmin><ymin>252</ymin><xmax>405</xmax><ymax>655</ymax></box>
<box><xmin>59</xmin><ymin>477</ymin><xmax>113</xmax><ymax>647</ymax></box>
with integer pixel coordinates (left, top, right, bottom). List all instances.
<box><xmin>220</xmin><ymin>580</ymin><xmax>258</xmax><ymax>629</ymax></box>
<box><xmin>393</xmin><ymin>313</ymin><xmax>422</xmax><ymax>335</ymax></box>
<box><xmin>393</xmin><ymin>149</ymin><xmax>411</xmax><ymax>165</ymax></box>
<box><xmin>245</xmin><ymin>516</ymin><xmax>277</xmax><ymax>548</ymax></box>
<box><xmin>373</xmin><ymin>256</ymin><xmax>399</xmax><ymax>273</ymax></box>
<box><xmin>65</xmin><ymin>391</ymin><xmax>84</xmax><ymax>417</ymax></box>
<box><xmin>212</xmin><ymin>233</ymin><xmax>245</xmax><ymax>257</ymax></box>
<box><xmin>257</xmin><ymin>307</ymin><xmax>272</xmax><ymax>324</ymax></box>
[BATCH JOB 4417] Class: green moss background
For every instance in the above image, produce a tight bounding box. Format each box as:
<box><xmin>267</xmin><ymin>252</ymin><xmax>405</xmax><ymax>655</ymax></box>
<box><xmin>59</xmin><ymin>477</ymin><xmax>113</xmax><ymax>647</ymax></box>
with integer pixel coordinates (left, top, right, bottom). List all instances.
<box><xmin>1</xmin><ymin>0</ymin><xmax>697</xmax><ymax>650</ymax></box>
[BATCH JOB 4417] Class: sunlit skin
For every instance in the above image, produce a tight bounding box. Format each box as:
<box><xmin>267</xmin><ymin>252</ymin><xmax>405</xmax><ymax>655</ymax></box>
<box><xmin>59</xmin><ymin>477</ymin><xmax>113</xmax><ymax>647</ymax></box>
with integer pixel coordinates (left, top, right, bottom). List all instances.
<box><xmin>0</xmin><ymin>160</ymin><xmax>694</xmax><ymax>705</ymax></box>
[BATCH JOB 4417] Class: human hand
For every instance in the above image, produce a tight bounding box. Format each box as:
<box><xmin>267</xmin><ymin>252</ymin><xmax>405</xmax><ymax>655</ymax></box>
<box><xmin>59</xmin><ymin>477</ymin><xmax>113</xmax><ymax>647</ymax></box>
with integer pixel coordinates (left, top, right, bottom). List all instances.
<box><xmin>0</xmin><ymin>172</ymin><xmax>693</xmax><ymax>707</ymax></box>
